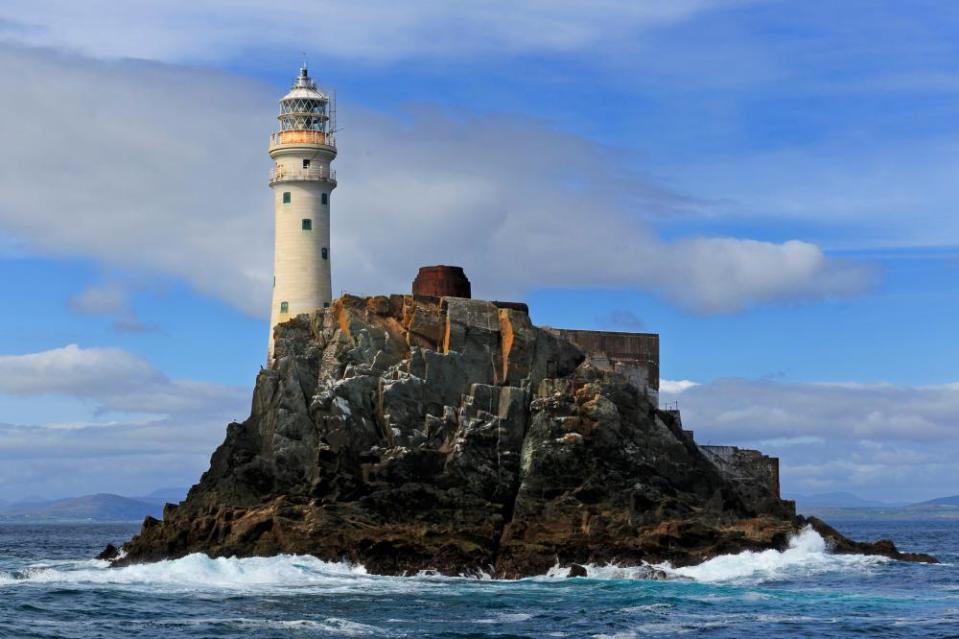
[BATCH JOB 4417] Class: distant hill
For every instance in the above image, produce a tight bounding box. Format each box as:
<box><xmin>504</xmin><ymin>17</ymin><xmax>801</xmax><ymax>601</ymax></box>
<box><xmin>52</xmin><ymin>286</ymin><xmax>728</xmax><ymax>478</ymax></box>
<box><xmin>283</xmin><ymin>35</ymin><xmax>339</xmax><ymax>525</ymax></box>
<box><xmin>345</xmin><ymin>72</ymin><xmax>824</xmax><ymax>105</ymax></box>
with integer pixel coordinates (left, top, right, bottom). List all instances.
<box><xmin>793</xmin><ymin>491</ymin><xmax>899</xmax><ymax>509</ymax></box>
<box><xmin>0</xmin><ymin>492</ymin><xmax>181</xmax><ymax>522</ymax></box>
<box><xmin>789</xmin><ymin>491</ymin><xmax>959</xmax><ymax>520</ymax></box>
<box><xmin>913</xmin><ymin>494</ymin><xmax>959</xmax><ymax>507</ymax></box>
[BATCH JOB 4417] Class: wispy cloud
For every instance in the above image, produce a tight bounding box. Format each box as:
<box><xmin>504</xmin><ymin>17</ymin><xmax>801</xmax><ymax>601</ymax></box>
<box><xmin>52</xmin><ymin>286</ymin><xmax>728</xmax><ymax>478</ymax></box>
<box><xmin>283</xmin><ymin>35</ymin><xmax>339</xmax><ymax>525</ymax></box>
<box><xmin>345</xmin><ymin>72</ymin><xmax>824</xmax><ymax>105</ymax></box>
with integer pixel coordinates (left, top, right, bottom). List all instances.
<box><xmin>0</xmin><ymin>1</ymin><xmax>757</xmax><ymax>63</ymax></box>
<box><xmin>0</xmin><ymin>45</ymin><xmax>874</xmax><ymax>316</ymax></box>
<box><xmin>0</xmin><ymin>344</ymin><xmax>248</xmax><ymax>500</ymax></box>
<box><xmin>660</xmin><ymin>379</ymin><xmax>700</xmax><ymax>394</ymax></box>
<box><xmin>0</xmin><ymin>344</ymin><xmax>247</xmax><ymax>417</ymax></box>
<box><xmin>68</xmin><ymin>284</ymin><xmax>158</xmax><ymax>334</ymax></box>
<box><xmin>661</xmin><ymin>378</ymin><xmax>959</xmax><ymax>501</ymax></box>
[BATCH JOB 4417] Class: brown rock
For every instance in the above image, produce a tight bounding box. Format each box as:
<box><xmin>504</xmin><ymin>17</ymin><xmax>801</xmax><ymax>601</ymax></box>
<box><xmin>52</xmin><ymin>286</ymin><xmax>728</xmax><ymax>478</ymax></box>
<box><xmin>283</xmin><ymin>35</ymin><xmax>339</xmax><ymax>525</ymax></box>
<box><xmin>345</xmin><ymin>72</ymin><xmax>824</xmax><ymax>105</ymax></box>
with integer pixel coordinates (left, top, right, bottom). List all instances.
<box><xmin>113</xmin><ymin>294</ymin><xmax>936</xmax><ymax>575</ymax></box>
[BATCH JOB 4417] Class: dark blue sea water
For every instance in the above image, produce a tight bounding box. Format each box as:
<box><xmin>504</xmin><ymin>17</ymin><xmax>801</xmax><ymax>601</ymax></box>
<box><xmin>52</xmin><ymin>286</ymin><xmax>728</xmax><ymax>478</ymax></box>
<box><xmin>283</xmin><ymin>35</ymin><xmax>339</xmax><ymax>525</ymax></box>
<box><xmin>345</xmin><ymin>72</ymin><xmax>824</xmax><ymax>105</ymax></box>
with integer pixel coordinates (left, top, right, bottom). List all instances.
<box><xmin>0</xmin><ymin>520</ymin><xmax>956</xmax><ymax>638</ymax></box>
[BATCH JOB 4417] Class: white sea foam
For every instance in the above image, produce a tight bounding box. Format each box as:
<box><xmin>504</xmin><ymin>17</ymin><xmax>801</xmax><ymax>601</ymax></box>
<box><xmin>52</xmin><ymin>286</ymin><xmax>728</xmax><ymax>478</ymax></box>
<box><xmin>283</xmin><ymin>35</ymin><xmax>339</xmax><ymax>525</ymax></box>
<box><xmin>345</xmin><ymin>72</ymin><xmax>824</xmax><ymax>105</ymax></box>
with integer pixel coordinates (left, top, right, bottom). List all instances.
<box><xmin>539</xmin><ymin>526</ymin><xmax>890</xmax><ymax>585</ymax></box>
<box><xmin>658</xmin><ymin>526</ymin><xmax>888</xmax><ymax>584</ymax></box>
<box><xmin>475</xmin><ymin>612</ymin><xmax>533</xmax><ymax>623</ymax></box>
<box><xmin>0</xmin><ymin>526</ymin><xmax>891</xmax><ymax>591</ymax></box>
<box><xmin>541</xmin><ymin>563</ymin><xmax>660</xmax><ymax>580</ymax></box>
<box><xmin>0</xmin><ymin>553</ymin><xmax>377</xmax><ymax>591</ymax></box>
<box><xmin>231</xmin><ymin>617</ymin><xmax>385</xmax><ymax>635</ymax></box>
<box><xmin>620</xmin><ymin>603</ymin><xmax>671</xmax><ymax>613</ymax></box>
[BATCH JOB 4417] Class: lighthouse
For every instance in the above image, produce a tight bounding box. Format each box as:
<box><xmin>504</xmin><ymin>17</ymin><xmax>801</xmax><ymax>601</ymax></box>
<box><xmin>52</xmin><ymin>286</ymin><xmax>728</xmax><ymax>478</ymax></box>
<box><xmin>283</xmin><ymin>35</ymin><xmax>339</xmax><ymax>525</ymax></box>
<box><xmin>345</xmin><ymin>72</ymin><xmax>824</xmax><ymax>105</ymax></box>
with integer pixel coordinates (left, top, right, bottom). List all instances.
<box><xmin>267</xmin><ymin>65</ymin><xmax>337</xmax><ymax>361</ymax></box>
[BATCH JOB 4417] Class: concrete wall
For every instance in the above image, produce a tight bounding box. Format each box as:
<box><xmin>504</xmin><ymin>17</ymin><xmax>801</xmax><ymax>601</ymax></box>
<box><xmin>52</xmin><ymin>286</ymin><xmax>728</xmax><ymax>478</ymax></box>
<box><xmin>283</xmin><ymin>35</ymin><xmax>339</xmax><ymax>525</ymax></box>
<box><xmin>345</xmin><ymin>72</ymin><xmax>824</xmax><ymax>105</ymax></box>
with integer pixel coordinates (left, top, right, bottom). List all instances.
<box><xmin>549</xmin><ymin>329</ymin><xmax>659</xmax><ymax>403</ymax></box>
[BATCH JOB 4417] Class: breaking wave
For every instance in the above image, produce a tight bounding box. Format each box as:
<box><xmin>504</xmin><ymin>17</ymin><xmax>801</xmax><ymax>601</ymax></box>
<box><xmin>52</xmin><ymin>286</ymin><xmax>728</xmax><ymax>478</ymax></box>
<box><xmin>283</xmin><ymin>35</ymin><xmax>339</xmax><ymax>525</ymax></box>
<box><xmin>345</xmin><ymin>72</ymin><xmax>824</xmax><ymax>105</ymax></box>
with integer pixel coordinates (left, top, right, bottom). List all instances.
<box><xmin>543</xmin><ymin>527</ymin><xmax>889</xmax><ymax>584</ymax></box>
<box><xmin>0</xmin><ymin>554</ymin><xmax>377</xmax><ymax>592</ymax></box>
<box><xmin>0</xmin><ymin>527</ymin><xmax>889</xmax><ymax>591</ymax></box>
<box><xmin>660</xmin><ymin>526</ymin><xmax>889</xmax><ymax>583</ymax></box>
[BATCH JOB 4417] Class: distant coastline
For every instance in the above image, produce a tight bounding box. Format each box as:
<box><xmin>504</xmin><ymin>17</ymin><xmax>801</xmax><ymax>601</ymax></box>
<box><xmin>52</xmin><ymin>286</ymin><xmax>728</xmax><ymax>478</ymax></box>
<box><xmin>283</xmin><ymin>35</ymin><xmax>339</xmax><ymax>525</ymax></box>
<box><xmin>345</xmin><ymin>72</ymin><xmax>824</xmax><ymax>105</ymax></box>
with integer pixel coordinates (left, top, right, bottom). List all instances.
<box><xmin>0</xmin><ymin>489</ymin><xmax>187</xmax><ymax>523</ymax></box>
<box><xmin>793</xmin><ymin>492</ymin><xmax>959</xmax><ymax>520</ymax></box>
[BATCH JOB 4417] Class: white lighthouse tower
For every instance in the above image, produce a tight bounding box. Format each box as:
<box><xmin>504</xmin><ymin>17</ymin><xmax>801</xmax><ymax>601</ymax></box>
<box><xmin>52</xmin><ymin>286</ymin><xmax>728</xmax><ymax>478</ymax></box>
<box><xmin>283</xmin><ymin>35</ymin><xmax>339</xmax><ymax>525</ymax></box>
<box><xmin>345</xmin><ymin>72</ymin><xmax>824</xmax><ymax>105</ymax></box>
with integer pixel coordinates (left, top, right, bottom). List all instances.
<box><xmin>267</xmin><ymin>65</ymin><xmax>337</xmax><ymax>361</ymax></box>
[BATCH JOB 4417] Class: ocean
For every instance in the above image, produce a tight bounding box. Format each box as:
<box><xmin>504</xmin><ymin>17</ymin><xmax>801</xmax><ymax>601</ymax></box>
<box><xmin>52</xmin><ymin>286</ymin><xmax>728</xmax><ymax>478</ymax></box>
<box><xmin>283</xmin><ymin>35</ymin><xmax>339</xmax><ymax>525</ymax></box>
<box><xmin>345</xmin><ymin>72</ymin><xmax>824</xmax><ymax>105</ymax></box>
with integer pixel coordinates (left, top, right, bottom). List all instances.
<box><xmin>0</xmin><ymin>520</ymin><xmax>956</xmax><ymax>638</ymax></box>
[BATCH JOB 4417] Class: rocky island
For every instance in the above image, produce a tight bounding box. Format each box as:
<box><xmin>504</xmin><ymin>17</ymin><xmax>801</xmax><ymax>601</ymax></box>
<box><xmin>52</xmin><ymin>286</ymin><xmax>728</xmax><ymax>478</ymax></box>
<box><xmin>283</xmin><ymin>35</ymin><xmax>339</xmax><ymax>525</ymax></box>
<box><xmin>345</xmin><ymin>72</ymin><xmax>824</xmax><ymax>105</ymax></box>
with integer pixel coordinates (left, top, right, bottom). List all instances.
<box><xmin>114</xmin><ymin>292</ymin><xmax>936</xmax><ymax>576</ymax></box>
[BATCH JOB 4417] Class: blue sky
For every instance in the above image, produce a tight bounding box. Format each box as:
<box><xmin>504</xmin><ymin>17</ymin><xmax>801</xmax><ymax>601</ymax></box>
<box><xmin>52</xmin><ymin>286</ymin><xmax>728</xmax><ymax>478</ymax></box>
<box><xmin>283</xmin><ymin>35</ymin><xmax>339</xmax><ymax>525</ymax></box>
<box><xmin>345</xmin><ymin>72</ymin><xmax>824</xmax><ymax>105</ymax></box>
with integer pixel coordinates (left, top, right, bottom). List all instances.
<box><xmin>0</xmin><ymin>0</ymin><xmax>957</xmax><ymax>503</ymax></box>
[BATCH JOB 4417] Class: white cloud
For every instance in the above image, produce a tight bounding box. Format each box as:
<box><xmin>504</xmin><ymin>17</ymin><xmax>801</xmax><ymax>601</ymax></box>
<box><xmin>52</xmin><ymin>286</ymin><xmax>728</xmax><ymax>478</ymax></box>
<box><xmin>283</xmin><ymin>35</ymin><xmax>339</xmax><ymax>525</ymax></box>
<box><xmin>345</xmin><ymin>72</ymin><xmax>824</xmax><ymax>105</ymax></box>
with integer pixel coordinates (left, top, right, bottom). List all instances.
<box><xmin>0</xmin><ymin>345</ymin><xmax>162</xmax><ymax>397</ymax></box>
<box><xmin>660</xmin><ymin>379</ymin><xmax>700</xmax><ymax>394</ymax></box>
<box><xmin>0</xmin><ymin>344</ymin><xmax>249</xmax><ymax>500</ymax></box>
<box><xmin>0</xmin><ymin>1</ymin><xmax>754</xmax><ymax>63</ymax></box>
<box><xmin>0</xmin><ymin>45</ymin><xmax>274</xmax><ymax>316</ymax></box>
<box><xmin>0</xmin><ymin>418</ymin><xmax>236</xmax><ymax>501</ymax></box>
<box><xmin>661</xmin><ymin>378</ymin><xmax>959</xmax><ymax>501</ymax></box>
<box><xmin>664</xmin><ymin>378</ymin><xmax>959</xmax><ymax>443</ymax></box>
<box><xmin>0</xmin><ymin>45</ymin><xmax>873</xmax><ymax>316</ymax></box>
<box><xmin>0</xmin><ymin>344</ymin><xmax>247</xmax><ymax>417</ymax></box>
<box><xmin>672</xmin><ymin>140</ymin><xmax>959</xmax><ymax>250</ymax></box>
<box><xmin>335</xmin><ymin>107</ymin><xmax>874</xmax><ymax>310</ymax></box>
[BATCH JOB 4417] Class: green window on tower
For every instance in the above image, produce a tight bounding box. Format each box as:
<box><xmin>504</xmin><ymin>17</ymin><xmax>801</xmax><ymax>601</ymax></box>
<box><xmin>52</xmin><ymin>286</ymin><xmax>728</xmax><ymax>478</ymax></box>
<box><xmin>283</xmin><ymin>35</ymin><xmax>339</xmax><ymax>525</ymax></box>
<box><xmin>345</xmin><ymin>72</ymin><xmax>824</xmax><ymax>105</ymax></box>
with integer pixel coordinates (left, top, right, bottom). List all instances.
<box><xmin>321</xmin><ymin>193</ymin><xmax>328</xmax><ymax>205</ymax></box>
<box><xmin>280</xmin><ymin>301</ymin><xmax>289</xmax><ymax>314</ymax></box>
<box><xmin>282</xmin><ymin>192</ymin><xmax>291</xmax><ymax>204</ymax></box>
<box><xmin>302</xmin><ymin>219</ymin><xmax>312</xmax><ymax>231</ymax></box>
<box><xmin>321</xmin><ymin>247</ymin><xmax>328</xmax><ymax>260</ymax></box>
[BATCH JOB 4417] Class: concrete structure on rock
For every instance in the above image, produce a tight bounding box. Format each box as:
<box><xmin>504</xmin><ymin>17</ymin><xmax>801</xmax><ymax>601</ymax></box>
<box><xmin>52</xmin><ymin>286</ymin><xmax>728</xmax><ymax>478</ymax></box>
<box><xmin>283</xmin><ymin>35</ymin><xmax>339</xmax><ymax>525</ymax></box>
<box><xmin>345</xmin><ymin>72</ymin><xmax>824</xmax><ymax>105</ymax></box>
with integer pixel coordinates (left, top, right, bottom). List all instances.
<box><xmin>407</xmin><ymin>266</ymin><xmax>661</xmax><ymax>404</ymax></box>
<box><xmin>400</xmin><ymin>265</ymin><xmax>786</xmax><ymax>506</ymax></box>
<box><xmin>549</xmin><ymin>329</ymin><xmax>660</xmax><ymax>405</ymax></box>
<box><xmin>267</xmin><ymin>65</ymin><xmax>337</xmax><ymax>361</ymax></box>
<box><xmin>413</xmin><ymin>265</ymin><xmax>472</xmax><ymax>299</ymax></box>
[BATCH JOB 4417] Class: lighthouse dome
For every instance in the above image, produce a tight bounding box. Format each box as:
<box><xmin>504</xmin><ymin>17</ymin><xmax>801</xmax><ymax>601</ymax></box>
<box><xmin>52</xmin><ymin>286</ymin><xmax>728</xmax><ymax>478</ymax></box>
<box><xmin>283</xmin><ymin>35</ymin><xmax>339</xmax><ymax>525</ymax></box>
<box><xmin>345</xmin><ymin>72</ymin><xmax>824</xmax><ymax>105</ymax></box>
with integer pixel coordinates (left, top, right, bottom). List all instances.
<box><xmin>277</xmin><ymin>65</ymin><xmax>330</xmax><ymax>132</ymax></box>
<box><xmin>280</xmin><ymin>66</ymin><xmax>328</xmax><ymax>102</ymax></box>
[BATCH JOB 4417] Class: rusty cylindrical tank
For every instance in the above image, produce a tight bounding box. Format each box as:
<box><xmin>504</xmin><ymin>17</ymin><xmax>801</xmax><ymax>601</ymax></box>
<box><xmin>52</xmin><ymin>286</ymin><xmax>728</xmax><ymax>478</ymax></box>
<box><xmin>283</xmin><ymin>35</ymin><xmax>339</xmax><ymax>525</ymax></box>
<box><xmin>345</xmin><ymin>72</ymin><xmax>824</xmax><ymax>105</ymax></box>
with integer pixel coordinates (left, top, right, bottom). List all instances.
<box><xmin>412</xmin><ymin>265</ymin><xmax>471</xmax><ymax>298</ymax></box>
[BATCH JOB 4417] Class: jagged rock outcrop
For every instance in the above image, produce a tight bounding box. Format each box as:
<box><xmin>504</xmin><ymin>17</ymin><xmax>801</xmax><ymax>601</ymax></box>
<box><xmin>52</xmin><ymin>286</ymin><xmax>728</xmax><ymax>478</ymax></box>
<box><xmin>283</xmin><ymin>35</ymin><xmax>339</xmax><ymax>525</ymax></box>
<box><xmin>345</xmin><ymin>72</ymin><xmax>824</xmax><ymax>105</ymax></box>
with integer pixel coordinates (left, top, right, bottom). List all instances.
<box><xmin>116</xmin><ymin>295</ymin><xmax>936</xmax><ymax>574</ymax></box>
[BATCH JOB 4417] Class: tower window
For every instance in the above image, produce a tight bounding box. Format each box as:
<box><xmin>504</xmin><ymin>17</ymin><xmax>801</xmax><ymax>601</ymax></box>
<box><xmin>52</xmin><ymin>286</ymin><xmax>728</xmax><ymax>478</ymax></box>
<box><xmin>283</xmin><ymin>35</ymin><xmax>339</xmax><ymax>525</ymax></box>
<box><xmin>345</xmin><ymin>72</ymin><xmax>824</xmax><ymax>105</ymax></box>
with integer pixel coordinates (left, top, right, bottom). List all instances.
<box><xmin>280</xmin><ymin>301</ymin><xmax>289</xmax><ymax>314</ymax></box>
<box><xmin>321</xmin><ymin>247</ymin><xmax>328</xmax><ymax>260</ymax></box>
<box><xmin>321</xmin><ymin>193</ymin><xmax>328</xmax><ymax>205</ymax></box>
<box><xmin>302</xmin><ymin>159</ymin><xmax>311</xmax><ymax>169</ymax></box>
<box><xmin>302</xmin><ymin>219</ymin><xmax>312</xmax><ymax>231</ymax></box>
<box><xmin>282</xmin><ymin>192</ymin><xmax>291</xmax><ymax>204</ymax></box>
<box><xmin>323</xmin><ymin>302</ymin><xmax>330</xmax><ymax>308</ymax></box>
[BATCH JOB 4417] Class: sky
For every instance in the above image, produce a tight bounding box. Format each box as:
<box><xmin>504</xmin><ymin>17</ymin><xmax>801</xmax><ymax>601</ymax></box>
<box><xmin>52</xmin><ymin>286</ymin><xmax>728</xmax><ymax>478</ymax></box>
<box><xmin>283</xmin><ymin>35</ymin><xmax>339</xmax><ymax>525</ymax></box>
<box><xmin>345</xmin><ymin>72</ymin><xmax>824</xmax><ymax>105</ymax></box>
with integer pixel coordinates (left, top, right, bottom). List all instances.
<box><xmin>0</xmin><ymin>0</ymin><xmax>957</xmax><ymax>504</ymax></box>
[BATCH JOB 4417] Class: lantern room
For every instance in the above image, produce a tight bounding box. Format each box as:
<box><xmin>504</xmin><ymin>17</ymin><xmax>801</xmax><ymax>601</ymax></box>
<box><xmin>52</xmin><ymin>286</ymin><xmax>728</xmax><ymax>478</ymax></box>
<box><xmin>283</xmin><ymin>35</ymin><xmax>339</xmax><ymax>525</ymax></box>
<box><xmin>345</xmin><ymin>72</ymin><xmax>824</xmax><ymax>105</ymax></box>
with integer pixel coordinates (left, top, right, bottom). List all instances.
<box><xmin>271</xmin><ymin>65</ymin><xmax>336</xmax><ymax>150</ymax></box>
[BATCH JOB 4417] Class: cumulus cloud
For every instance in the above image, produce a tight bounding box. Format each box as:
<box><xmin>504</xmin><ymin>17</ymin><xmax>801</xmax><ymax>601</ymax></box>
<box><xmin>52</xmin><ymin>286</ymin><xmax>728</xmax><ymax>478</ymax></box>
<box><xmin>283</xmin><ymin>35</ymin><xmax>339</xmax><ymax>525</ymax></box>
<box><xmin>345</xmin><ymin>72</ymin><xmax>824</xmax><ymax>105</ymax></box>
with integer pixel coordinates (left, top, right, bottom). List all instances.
<box><xmin>0</xmin><ymin>344</ymin><xmax>249</xmax><ymax>500</ymax></box>
<box><xmin>664</xmin><ymin>378</ymin><xmax>959</xmax><ymax>443</ymax></box>
<box><xmin>0</xmin><ymin>45</ymin><xmax>873</xmax><ymax>316</ymax></box>
<box><xmin>0</xmin><ymin>417</ymin><xmax>237</xmax><ymax>501</ymax></box>
<box><xmin>0</xmin><ymin>45</ymin><xmax>273</xmax><ymax>315</ymax></box>
<box><xmin>660</xmin><ymin>379</ymin><xmax>700</xmax><ymax>394</ymax></box>
<box><xmin>0</xmin><ymin>344</ymin><xmax>248</xmax><ymax>417</ymax></box>
<box><xmin>0</xmin><ymin>0</ymin><xmax>754</xmax><ymax>63</ymax></box>
<box><xmin>661</xmin><ymin>378</ymin><xmax>959</xmax><ymax>501</ymax></box>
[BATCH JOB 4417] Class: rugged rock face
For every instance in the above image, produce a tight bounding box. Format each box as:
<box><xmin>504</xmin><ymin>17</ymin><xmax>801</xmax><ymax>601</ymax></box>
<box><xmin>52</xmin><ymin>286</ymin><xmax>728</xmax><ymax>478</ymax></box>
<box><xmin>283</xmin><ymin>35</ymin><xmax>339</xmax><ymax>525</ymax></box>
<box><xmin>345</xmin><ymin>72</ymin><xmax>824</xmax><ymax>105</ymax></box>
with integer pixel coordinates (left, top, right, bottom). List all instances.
<box><xmin>117</xmin><ymin>295</ymin><xmax>936</xmax><ymax>575</ymax></box>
